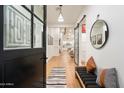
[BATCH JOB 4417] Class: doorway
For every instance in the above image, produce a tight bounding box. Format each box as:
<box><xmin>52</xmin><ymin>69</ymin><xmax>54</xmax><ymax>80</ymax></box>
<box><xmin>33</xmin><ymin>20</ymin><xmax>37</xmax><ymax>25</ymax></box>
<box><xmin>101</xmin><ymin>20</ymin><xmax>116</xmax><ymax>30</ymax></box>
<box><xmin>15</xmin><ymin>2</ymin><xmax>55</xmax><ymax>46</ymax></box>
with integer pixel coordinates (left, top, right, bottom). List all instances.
<box><xmin>46</xmin><ymin>27</ymin><xmax>80</xmax><ymax>88</ymax></box>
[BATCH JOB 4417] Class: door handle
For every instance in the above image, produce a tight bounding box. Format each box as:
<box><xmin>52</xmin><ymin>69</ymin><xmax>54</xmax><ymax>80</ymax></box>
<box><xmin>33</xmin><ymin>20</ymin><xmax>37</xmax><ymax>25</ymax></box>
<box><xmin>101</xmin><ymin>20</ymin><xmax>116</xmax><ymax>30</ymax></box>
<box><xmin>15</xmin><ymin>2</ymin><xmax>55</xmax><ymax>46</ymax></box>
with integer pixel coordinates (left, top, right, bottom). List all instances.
<box><xmin>40</xmin><ymin>57</ymin><xmax>48</xmax><ymax>60</ymax></box>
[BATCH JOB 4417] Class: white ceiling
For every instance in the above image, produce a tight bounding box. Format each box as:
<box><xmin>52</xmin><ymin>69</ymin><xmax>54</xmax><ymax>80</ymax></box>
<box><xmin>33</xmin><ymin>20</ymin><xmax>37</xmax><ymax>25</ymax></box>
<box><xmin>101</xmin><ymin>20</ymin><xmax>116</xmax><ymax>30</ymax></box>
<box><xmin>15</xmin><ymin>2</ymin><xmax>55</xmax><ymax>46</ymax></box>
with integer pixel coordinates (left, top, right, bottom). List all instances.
<box><xmin>47</xmin><ymin>5</ymin><xmax>84</xmax><ymax>26</ymax></box>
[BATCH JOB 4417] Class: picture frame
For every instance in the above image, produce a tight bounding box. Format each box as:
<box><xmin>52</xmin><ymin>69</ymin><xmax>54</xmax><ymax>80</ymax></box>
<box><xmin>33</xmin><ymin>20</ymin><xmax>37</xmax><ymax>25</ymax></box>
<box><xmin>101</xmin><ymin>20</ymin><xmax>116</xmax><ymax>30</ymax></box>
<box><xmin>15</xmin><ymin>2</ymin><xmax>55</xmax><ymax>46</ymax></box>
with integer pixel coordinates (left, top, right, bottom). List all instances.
<box><xmin>97</xmin><ymin>34</ymin><xmax>102</xmax><ymax>45</ymax></box>
<box><xmin>48</xmin><ymin>34</ymin><xmax>53</xmax><ymax>45</ymax></box>
<box><xmin>91</xmin><ymin>35</ymin><xmax>96</xmax><ymax>45</ymax></box>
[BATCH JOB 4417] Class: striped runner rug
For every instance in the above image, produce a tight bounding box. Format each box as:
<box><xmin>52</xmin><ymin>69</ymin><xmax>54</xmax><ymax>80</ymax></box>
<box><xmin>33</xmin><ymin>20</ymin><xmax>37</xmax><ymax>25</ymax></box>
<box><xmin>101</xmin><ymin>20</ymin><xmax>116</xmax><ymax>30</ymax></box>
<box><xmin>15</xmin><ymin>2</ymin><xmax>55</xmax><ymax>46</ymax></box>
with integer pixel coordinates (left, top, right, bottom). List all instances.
<box><xmin>46</xmin><ymin>67</ymin><xmax>67</xmax><ymax>88</ymax></box>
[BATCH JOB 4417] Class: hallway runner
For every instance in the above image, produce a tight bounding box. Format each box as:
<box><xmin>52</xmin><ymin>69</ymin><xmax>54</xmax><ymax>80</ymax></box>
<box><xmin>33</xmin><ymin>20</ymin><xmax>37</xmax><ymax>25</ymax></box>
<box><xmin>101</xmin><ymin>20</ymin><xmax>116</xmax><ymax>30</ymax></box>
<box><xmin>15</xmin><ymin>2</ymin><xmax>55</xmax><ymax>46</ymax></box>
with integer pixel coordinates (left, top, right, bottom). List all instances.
<box><xmin>46</xmin><ymin>67</ymin><xmax>67</xmax><ymax>88</ymax></box>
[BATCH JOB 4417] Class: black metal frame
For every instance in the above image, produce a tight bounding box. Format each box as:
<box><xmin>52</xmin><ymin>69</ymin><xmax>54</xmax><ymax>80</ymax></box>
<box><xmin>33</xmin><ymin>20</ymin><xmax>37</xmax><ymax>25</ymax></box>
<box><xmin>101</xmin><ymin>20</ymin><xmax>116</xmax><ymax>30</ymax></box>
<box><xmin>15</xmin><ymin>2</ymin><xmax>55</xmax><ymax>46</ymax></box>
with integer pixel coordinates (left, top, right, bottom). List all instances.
<box><xmin>74</xmin><ymin>15</ymin><xmax>86</xmax><ymax>66</ymax></box>
<box><xmin>2</xmin><ymin>5</ymin><xmax>47</xmax><ymax>59</ymax></box>
<box><xmin>79</xmin><ymin>15</ymin><xmax>86</xmax><ymax>25</ymax></box>
<box><xmin>90</xmin><ymin>19</ymin><xmax>109</xmax><ymax>49</ymax></box>
<box><xmin>22</xmin><ymin>5</ymin><xmax>44</xmax><ymax>23</ymax></box>
<box><xmin>74</xmin><ymin>24</ymin><xmax>79</xmax><ymax>65</ymax></box>
<box><xmin>0</xmin><ymin>6</ymin><xmax>4</xmax><ymax>88</ymax></box>
<box><xmin>22</xmin><ymin>5</ymin><xmax>45</xmax><ymax>49</ymax></box>
<box><xmin>42</xmin><ymin>5</ymin><xmax>47</xmax><ymax>88</ymax></box>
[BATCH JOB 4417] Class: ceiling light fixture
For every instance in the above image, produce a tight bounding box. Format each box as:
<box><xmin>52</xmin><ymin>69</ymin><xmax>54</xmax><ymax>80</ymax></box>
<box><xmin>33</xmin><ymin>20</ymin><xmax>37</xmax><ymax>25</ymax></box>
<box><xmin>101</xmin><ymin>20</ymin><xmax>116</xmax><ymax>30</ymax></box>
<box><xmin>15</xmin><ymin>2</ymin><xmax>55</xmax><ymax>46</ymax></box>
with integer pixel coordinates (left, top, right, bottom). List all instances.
<box><xmin>58</xmin><ymin>5</ymin><xmax>64</xmax><ymax>22</ymax></box>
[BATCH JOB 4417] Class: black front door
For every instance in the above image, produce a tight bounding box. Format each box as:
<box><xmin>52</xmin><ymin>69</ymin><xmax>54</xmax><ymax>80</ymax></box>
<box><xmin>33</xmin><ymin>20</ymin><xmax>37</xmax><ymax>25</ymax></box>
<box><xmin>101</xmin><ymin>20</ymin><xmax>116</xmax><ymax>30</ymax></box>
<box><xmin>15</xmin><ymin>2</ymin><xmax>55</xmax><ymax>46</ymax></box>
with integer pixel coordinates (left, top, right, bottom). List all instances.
<box><xmin>0</xmin><ymin>5</ymin><xmax>47</xmax><ymax>88</ymax></box>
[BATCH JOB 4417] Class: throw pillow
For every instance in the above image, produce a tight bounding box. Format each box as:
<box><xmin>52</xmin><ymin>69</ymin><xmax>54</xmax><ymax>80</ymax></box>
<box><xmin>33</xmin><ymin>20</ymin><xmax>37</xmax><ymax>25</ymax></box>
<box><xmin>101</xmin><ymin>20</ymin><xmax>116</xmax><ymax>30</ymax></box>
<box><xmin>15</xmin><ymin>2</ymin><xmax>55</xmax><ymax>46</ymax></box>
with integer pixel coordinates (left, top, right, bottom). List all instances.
<box><xmin>96</xmin><ymin>68</ymin><xmax>119</xmax><ymax>88</ymax></box>
<box><xmin>96</xmin><ymin>69</ymin><xmax>106</xmax><ymax>88</ymax></box>
<box><xmin>86</xmin><ymin>56</ymin><xmax>96</xmax><ymax>73</ymax></box>
<box><xmin>104</xmin><ymin>68</ymin><xmax>119</xmax><ymax>88</ymax></box>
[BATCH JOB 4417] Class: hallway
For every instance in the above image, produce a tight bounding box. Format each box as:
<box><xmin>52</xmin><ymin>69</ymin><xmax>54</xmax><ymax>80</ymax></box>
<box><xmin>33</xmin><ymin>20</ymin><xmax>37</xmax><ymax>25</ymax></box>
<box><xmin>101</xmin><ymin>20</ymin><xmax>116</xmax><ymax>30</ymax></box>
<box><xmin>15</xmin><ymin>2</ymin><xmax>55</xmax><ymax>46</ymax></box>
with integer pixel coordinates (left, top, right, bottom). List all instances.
<box><xmin>0</xmin><ymin>5</ymin><xmax>122</xmax><ymax>88</ymax></box>
<box><xmin>47</xmin><ymin>51</ymin><xmax>81</xmax><ymax>88</ymax></box>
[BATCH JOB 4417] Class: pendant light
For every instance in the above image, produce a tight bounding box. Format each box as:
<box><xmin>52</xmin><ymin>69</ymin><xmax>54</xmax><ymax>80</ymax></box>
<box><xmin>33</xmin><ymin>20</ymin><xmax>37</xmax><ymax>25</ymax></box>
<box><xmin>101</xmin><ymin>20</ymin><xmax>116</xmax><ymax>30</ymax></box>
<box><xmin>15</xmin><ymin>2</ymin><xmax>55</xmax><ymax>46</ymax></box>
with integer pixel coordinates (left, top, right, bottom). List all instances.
<box><xmin>58</xmin><ymin>5</ymin><xmax>64</xmax><ymax>22</ymax></box>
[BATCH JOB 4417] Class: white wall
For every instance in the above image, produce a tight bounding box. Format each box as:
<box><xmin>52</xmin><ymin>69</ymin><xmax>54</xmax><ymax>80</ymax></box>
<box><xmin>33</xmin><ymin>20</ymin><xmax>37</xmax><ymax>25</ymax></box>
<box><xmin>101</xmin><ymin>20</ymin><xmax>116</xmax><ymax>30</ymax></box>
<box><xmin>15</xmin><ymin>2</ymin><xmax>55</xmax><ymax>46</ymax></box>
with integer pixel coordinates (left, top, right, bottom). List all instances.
<box><xmin>78</xmin><ymin>21</ymin><xmax>87</xmax><ymax>66</ymax></box>
<box><xmin>78</xmin><ymin>5</ymin><xmax>124</xmax><ymax>87</ymax></box>
<box><xmin>47</xmin><ymin>27</ymin><xmax>60</xmax><ymax>61</ymax></box>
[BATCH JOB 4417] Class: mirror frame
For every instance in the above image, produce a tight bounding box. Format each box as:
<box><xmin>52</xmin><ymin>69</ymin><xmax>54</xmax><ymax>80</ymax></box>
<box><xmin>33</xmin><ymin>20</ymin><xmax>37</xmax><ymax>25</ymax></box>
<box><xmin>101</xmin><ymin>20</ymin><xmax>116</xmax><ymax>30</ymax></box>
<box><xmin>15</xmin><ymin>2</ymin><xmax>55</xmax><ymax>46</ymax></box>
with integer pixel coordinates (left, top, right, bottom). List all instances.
<box><xmin>90</xmin><ymin>19</ymin><xmax>109</xmax><ymax>49</ymax></box>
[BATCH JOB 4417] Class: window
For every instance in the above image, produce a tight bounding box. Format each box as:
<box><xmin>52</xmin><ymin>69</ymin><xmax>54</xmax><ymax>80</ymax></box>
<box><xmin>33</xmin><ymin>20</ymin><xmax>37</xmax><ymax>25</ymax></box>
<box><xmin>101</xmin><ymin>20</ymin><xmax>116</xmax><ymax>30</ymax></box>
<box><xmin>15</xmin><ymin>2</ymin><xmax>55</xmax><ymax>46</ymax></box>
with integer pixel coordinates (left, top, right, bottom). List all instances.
<box><xmin>33</xmin><ymin>17</ymin><xmax>43</xmax><ymax>48</ymax></box>
<box><xmin>34</xmin><ymin>5</ymin><xmax>43</xmax><ymax>20</ymax></box>
<box><xmin>4</xmin><ymin>5</ymin><xmax>44</xmax><ymax>50</ymax></box>
<box><xmin>4</xmin><ymin>5</ymin><xmax>31</xmax><ymax>50</ymax></box>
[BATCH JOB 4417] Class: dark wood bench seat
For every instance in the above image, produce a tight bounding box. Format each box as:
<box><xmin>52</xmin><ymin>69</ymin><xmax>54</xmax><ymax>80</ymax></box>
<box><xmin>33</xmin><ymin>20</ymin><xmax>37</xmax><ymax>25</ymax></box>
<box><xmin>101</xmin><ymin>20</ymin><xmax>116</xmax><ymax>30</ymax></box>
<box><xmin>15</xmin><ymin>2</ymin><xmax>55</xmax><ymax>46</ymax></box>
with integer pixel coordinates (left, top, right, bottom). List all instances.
<box><xmin>75</xmin><ymin>66</ymin><xmax>100</xmax><ymax>88</ymax></box>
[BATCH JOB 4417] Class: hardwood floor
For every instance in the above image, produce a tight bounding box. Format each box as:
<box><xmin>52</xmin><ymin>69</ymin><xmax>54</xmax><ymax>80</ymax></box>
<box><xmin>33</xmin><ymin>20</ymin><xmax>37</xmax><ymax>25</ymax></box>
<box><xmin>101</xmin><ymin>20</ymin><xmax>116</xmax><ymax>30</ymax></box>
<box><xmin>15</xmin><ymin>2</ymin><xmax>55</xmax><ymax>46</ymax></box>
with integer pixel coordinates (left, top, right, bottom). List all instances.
<box><xmin>47</xmin><ymin>51</ymin><xmax>81</xmax><ymax>88</ymax></box>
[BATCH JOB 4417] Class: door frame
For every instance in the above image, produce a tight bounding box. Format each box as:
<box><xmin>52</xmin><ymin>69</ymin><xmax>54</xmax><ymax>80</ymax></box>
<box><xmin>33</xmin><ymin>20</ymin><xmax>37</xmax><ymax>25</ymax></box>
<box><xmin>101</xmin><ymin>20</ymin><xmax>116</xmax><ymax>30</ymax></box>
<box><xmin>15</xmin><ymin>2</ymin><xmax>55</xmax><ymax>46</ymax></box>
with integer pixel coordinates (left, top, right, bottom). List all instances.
<box><xmin>74</xmin><ymin>15</ymin><xmax>86</xmax><ymax>66</ymax></box>
<box><xmin>74</xmin><ymin>24</ymin><xmax>79</xmax><ymax>65</ymax></box>
<box><xmin>42</xmin><ymin>5</ymin><xmax>47</xmax><ymax>88</ymax></box>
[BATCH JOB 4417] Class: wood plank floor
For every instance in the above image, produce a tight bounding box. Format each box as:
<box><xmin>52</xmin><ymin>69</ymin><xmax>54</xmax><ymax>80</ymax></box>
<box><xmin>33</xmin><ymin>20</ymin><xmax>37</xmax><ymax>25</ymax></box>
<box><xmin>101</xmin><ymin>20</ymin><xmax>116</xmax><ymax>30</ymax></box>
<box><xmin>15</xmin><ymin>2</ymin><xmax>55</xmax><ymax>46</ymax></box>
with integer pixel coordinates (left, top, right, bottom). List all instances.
<box><xmin>47</xmin><ymin>51</ymin><xmax>81</xmax><ymax>88</ymax></box>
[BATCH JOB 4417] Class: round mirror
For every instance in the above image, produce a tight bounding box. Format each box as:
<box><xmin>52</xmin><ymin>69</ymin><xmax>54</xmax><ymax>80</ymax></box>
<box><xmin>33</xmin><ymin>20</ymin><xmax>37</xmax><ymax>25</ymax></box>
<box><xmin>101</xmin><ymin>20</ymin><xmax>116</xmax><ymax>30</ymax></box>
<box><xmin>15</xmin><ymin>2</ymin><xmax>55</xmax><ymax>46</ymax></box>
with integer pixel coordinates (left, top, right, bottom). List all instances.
<box><xmin>90</xmin><ymin>20</ymin><xmax>109</xmax><ymax>49</ymax></box>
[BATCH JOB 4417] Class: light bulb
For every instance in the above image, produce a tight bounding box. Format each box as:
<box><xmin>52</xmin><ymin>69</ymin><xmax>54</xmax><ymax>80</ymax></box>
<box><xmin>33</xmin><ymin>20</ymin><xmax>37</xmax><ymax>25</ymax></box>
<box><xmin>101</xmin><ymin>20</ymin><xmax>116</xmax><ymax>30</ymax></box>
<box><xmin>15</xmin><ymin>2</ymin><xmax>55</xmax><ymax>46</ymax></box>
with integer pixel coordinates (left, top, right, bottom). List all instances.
<box><xmin>58</xmin><ymin>13</ymin><xmax>64</xmax><ymax>22</ymax></box>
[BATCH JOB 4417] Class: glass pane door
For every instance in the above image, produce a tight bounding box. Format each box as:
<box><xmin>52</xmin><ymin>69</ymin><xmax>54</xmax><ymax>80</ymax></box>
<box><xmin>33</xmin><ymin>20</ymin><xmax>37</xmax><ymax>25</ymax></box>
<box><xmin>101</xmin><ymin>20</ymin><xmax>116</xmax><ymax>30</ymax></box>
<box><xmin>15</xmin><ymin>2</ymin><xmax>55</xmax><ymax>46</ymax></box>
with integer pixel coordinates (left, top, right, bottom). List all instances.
<box><xmin>74</xmin><ymin>26</ymin><xmax>79</xmax><ymax>65</ymax></box>
<box><xmin>33</xmin><ymin>17</ymin><xmax>43</xmax><ymax>48</ymax></box>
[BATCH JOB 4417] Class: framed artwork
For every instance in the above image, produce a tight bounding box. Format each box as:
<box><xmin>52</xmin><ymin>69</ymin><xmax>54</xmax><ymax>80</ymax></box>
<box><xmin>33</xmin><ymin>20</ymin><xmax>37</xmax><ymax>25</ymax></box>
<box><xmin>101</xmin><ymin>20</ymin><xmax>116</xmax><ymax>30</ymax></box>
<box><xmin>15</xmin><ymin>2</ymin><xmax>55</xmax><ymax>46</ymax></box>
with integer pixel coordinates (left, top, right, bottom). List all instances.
<box><xmin>48</xmin><ymin>34</ymin><xmax>53</xmax><ymax>45</ymax></box>
<box><xmin>97</xmin><ymin>34</ymin><xmax>102</xmax><ymax>45</ymax></box>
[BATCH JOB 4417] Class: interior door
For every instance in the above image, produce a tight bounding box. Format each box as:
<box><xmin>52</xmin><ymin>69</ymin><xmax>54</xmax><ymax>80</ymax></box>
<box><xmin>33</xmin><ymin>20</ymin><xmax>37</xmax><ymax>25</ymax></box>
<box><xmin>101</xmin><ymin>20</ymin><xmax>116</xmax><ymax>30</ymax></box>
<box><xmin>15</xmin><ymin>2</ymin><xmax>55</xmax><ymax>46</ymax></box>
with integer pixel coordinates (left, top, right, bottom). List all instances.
<box><xmin>0</xmin><ymin>5</ymin><xmax>47</xmax><ymax>88</ymax></box>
